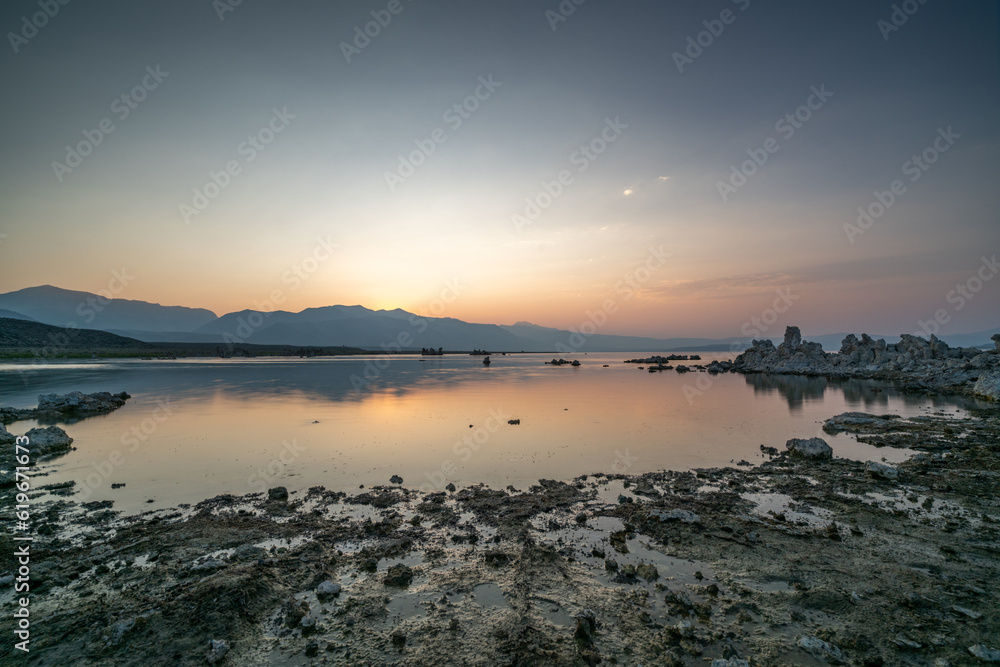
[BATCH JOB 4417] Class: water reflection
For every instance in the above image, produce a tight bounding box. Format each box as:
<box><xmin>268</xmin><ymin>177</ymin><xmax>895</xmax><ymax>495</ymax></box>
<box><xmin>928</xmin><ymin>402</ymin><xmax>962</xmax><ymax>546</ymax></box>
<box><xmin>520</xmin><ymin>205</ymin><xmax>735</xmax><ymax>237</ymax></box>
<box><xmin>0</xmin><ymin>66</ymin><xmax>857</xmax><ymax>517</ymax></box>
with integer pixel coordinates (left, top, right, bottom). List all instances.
<box><xmin>744</xmin><ymin>372</ymin><xmax>986</xmax><ymax>412</ymax></box>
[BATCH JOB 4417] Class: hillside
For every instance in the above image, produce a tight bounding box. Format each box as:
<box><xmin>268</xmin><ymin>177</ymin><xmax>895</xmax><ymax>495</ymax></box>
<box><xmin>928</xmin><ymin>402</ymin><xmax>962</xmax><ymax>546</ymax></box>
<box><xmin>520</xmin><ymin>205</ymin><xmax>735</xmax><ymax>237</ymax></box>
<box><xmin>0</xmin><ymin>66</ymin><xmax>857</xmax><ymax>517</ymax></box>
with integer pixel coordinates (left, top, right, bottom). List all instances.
<box><xmin>0</xmin><ymin>317</ymin><xmax>152</xmax><ymax>353</ymax></box>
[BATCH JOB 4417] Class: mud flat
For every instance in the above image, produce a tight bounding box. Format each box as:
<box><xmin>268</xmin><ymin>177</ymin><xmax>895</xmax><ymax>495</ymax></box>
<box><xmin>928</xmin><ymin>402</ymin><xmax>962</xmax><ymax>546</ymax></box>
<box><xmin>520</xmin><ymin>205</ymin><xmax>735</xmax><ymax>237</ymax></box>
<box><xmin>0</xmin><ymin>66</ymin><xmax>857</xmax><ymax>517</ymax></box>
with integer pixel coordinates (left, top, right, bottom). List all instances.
<box><xmin>2</xmin><ymin>398</ymin><xmax>999</xmax><ymax>666</ymax></box>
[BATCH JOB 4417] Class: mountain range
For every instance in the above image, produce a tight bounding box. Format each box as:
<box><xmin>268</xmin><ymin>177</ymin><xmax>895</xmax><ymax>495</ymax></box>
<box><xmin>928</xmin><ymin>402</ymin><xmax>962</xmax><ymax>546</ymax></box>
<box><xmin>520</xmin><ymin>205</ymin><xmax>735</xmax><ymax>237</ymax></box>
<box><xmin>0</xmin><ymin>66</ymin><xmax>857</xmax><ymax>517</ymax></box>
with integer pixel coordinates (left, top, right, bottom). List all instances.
<box><xmin>1</xmin><ymin>285</ymin><xmax>997</xmax><ymax>352</ymax></box>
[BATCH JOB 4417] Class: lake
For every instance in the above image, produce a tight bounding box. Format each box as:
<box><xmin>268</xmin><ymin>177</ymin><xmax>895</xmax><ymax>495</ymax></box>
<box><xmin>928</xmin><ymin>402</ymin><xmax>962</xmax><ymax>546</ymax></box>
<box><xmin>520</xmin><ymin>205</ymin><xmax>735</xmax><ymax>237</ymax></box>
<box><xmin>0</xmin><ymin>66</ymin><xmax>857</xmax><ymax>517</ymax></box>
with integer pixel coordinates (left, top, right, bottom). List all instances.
<box><xmin>1</xmin><ymin>353</ymin><xmax>981</xmax><ymax>514</ymax></box>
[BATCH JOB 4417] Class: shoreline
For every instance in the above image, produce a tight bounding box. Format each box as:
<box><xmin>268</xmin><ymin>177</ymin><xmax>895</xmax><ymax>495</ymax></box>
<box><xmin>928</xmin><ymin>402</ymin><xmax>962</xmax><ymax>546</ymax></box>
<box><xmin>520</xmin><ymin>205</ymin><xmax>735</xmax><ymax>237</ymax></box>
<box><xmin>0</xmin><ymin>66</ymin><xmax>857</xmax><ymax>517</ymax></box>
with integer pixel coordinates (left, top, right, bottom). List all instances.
<box><xmin>2</xmin><ymin>402</ymin><xmax>998</xmax><ymax>665</ymax></box>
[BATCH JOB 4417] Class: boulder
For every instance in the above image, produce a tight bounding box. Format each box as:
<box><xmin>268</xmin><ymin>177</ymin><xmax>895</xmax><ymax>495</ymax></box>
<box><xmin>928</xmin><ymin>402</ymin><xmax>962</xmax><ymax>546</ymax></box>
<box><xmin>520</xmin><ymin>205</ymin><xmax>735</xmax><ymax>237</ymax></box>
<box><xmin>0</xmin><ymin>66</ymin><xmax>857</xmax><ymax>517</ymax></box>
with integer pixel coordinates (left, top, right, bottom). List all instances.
<box><xmin>37</xmin><ymin>391</ymin><xmax>130</xmax><ymax>416</ymax></box>
<box><xmin>23</xmin><ymin>426</ymin><xmax>73</xmax><ymax>457</ymax></box>
<box><xmin>786</xmin><ymin>437</ymin><xmax>832</xmax><ymax>460</ymax></box>
<box><xmin>973</xmin><ymin>371</ymin><xmax>1000</xmax><ymax>401</ymax></box>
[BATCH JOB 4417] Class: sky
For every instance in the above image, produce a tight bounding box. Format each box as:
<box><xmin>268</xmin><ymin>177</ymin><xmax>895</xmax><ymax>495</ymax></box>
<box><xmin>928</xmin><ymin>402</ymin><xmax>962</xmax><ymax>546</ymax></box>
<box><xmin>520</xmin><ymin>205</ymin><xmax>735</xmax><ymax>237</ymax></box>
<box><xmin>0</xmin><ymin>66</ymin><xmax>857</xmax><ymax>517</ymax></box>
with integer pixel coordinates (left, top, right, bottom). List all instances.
<box><xmin>1</xmin><ymin>0</ymin><xmax>998</xmax><ymax>339</ymax></box>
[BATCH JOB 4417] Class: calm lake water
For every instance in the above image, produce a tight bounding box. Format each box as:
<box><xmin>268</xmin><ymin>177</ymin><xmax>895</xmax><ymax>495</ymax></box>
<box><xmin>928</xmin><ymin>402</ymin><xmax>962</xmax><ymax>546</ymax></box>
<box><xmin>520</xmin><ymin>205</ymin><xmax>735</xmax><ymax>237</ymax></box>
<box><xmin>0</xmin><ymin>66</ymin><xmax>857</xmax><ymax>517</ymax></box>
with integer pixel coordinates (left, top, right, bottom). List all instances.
<box><xmin>1</xmin><ymin>353</ymin><xmax>982</xmax><ymax>514</ymax></box>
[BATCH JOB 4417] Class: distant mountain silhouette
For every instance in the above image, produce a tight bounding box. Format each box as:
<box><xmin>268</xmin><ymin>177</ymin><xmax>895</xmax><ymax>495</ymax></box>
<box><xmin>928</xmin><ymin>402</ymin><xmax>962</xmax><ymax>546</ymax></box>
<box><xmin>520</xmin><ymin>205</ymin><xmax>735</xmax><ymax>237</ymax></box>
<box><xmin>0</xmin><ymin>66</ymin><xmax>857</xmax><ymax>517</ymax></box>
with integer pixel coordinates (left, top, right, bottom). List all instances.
<box><xmin>0</xmin><ymin>285</ymin><xmax>217</xmax><ymax>333</ymax></box>
<box><xmin>1</xmin><ymin>285</ymin><xmax>996</xmax><ymax>352</ymax></box>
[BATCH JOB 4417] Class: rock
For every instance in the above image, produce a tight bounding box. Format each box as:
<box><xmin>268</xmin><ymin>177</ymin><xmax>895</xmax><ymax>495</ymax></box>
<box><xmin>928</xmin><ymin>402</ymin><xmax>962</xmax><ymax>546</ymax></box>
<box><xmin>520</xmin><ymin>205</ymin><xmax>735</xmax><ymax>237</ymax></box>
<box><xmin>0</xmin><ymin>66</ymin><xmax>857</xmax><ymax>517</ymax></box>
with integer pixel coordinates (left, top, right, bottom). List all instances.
<box><xmin>383</xmin><ymin>564</ymin><xmax>413</xmax><ymax>587</ymax></box>
<box><xmin>969</xmin><ymin>644</ymin><xmax>1000</xmax><ymax>662</ymax></box>
<box><xmin>649</xmin><ymin>509</ymin><xmax>702</xmax><ymax>524</ymax></box>
<box><xmin>234</xmin><ymin>544</ymin><xmax>265</xmax><ymax>561</ymax></box>
<box><xmin>953</xmin><ymin>605</ymin><xmax>983</xmax><ymax>620</ymax></box>
<box><xmin>894</xmin><ymin>634</ymin><xmax>922</xmax><ymax>649</ymax></box>
<box><xmin>189</xmin><ymin>558</ymin><xmax>227</xmax><ymax>574</ymax></box>
<box><xmin>304</xmin><ymin>641</ymin><xmax>319</xmax><ymax>657</ymax></box>
<box><xmin>300</xmin><ymin>615</ymin><xmax>318</xmax><ymax>634</ymax></box>
<box><xmin>798</xmin><ymin>635</ymin><xmax>845</xmax><ymax>663</ymax></box>
<box><xmin>206</xmin><ymin>639</ymin><xmax>229</xmax><ymax>664</ymax></box>
<box><xmin>267</xmin><ymin>486</ymin><xmax>288</xmax><ymax>501</ymax></box>
<box><xmin>712</xmin><ymin>660</ymin><xmax>750</xmax><ymax>667</ymax></box>
<box><xmin>37</xmin><ymin>391</ymin><xmax>131</xmax><ymax>416</ymax></box>
<box><xmin>574</xmin><ymin>512</ymin><xmax>587</xmax><ymax>524</ymax></box>
<box><xmin>865</xmin><ymin>461</ymin><xmax>899</xmax><ymax>480</ymax></box>
<box><xmin>973</xmin><ymin>371</ymin><xmax>1000</xmax><ymax>401</ymax></box>
<box><xmin>823</xmin><ymin>412</ymin><xmax>900</xmax><ymax>433</ymax></box>
<box><xmin>0</xmin><ymin>423</ymin><xmax>14</xmax><ymax>445</ymax></box>
<box><xmin>445</xmin><ymin>483</ymin><xmax>456</xmax><ymax>492</ymax></box>
<box><xmin>786</xmin><ymin>437</ymin><xmax>833</xmax><ymax>460</ymax></box>
<box><xmin>23</xmin><ymin>426</ymin><xmax>73</xmax><ymax>457</ymax></box>
<box><xmin>636</xmin><ymin>563</ymin><xmax>658</xmax><ymax>581</ymax></box>
<box><xmin>676</xmin><ymin>620</ymin><xmax>694</xmax><ymax>638</ymax></box>
<box><xmin>483</xmin><ymin>550</ymin><xmax>510</xmax><ymax>567</ymax></box>
<box><xmin>389</xmin><ymin>475</ymin><xmax>403</xmax><ymax>484</ymax></box>
<box><xmin>574</xmin><ymin>609</ymin><xmax>597</xmax><ymax>643</ymax></box>
<box><xmin>316</xmin><ymin>581</ymin><xmax>342</xmax><ymax>600</ymax></box>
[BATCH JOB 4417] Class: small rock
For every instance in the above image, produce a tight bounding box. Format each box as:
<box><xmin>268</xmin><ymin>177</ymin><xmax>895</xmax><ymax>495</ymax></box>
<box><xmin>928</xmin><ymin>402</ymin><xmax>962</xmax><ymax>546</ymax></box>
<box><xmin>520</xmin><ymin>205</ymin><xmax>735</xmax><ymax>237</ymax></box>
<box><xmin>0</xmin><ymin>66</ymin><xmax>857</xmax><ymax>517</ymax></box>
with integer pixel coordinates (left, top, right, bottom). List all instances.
<box><xmin>383</xmin><ymin>564</ymin><xmax>413</xmax><ymax>587</ymax></box>
<box><xmin>316</xmin><ymin>581</ymin><xmax>342</xmax><ymax>600</ymax></box>
<box><xmin>390</xmin><ymin>475</ymin><xmax>403</xmax><ymax>484</ymax></box>
<box><xmin>267</xmin><ymin>487</ymin><xmax>288</xmax><ymax>501</ymax></box>
<box><xmin>636</xmin><ymin>563</ymin><xmax>659</xmax><ymax>581</ymax></box>
<box><xmin>189</xmin><ymin>558</ymin><xmax>227</xmax><ymax>574</ymax></box>
<box><xmin>712</xmin><ymin>660</ymin><xmax>750</xmax><ymax>667</ymax></box>
<box><xmin>575</xmin><ymin>609</ymin><xmax>597</xmax><ymax>643</ymax></box>
<box><xmin>676</xmin><ymin>620</ymin><xmax>694</xmax><ymax>638</ymax></box>
<box><xmin>300</xmin><ymin>615</ymin><xmax>318</xmax><ymax>634</ymax></box>
<box><xmin>304</xmin><ymin>641</ymin><xmax>319</xmax><ymax>657</ymax></box>
<box><xmin>206</xmin><ymin>639</ymin><xmax>229</xmax><ymax>664</ymax></box>
<box><xmin>953</xmin><ymin>605</ymin><xmax>983</xmax><ymax>620</ymax></box>
<box><xmin>798</xmin><ymin>635</ymin><xmax>845</xmax><ymax>662</ymax></box>
<box><xmin>574</xmin><ymin>512</ymin><xmax>587</xmax><ymax>524</ymax></box>
<box><xmin>650</xmin><ymin>509</ymin><xmax>702</xmax><ymax>524</ymax></box>
<box><xmin>786</xmin><ymin>437</ymin><xmax>833</xmax><ymax>460</ymax></box>
<box><xmin>893</xmin><ymin>634</ymin><xmax>922</xmax><ymax>650</ymax></box>
<box><xmin>969</xmin><ymin>644</ymin><xmax>1000</xmax><ymax>662</ymax></box>
<box><xmin>445</xmin><ymin>483</ymin><xmax>456</xmax><ymax>492</ymax></box>
<box><xmin>866</xmin><ymin>460</ymin><xmax>899</xmax><ymax>480</ymax></box>
<box><xmin>484</xmin><ymin>550</ymin><xmax>510</xmax><ymax>567</ymax></box>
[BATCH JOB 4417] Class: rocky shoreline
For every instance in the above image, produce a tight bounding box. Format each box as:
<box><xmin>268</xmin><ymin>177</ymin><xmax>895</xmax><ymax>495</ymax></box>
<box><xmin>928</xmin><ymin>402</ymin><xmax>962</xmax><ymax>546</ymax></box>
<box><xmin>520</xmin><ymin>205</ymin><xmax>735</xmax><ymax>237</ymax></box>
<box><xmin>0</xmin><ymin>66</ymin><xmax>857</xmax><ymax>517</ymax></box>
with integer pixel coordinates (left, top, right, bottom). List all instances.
<box><xmin>2</xmin><ymin>405</ymin><xmax>999</xmax><ymax>664</ymax></box>
<box><xmin>728</xmin><ymin>327</ymin><xmax>1000</xmax><ymax>399</ymax></box>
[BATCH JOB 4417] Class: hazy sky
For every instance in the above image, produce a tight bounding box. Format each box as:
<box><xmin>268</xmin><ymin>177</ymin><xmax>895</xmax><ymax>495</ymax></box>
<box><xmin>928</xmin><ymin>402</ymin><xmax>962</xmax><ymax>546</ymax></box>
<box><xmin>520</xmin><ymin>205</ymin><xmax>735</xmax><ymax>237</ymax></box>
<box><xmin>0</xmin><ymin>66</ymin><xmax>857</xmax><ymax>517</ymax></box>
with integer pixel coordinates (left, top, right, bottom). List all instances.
<box><xmin>1</xmin><ymin>0</ymin><xmax>997</xmax><ymax>338</ymax></box>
